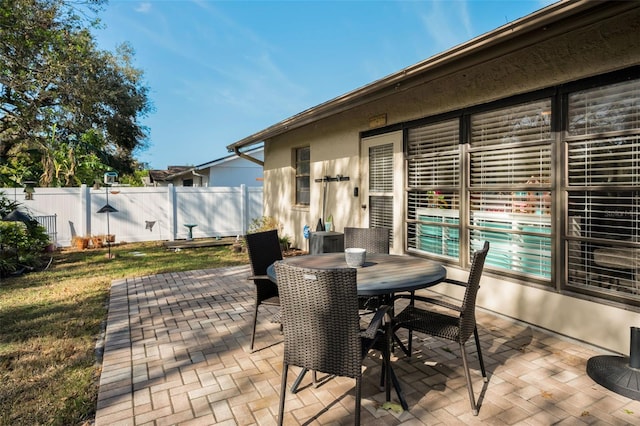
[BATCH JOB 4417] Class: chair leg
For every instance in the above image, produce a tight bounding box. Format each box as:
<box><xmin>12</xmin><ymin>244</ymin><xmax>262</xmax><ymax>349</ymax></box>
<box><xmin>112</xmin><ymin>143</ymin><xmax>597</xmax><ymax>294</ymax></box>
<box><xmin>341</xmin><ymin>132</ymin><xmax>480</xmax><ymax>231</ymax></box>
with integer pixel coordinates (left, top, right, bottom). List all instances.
<box><xmin>250</xmin><ymin>302</ymin><xmax>260</xmax><ymax>351</ymax></box>
<box><xmin>473</xmin><ymin>327</ymin><xmax>488</xmax><ymax>381</ymax></box>
<box><xmin>278</xmin><ymin>363</ymin><xmax>288</xmax><ymax>426</ymax></box>
<box><xmin>408</xmin><ymin>329</ymin><xmax>413</xmax><ymax>355</ymax></box>
<box><xmin>459</xmin><ymin>342</ymin><xmax>479</xmax><ymax>416</ymax></box>
<box><xmin>291</xmin><ymin>368</ymin><xmax>309</xmax><ymax>393</ymax></box>
<box><xmin>407</xmin><ymin>291</ymin><xmax>415</xmax><ymax>356</ymax></box>
<box><xmin>355</xmin><ymin>376</ymin><xmax>361</xmax><ymax>426</ymax></box>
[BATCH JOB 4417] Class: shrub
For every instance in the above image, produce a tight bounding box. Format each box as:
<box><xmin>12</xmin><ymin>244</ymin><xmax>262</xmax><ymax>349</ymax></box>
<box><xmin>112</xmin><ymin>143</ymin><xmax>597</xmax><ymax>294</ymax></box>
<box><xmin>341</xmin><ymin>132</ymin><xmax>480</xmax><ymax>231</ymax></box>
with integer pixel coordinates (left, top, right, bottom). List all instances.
<box><xmin>247</xmin><ymin>216</ymin><xmax>291</xmax><ymax>250</ymax></box>
<box><xmin>247</xmin><ymin>216</ymin><xmax>281</xmax><ymax>234</ymax></box>
<box><xmin>0</xmin><ymin>193</ymin><xmax>50</xmax><ymax>275</ymax></box>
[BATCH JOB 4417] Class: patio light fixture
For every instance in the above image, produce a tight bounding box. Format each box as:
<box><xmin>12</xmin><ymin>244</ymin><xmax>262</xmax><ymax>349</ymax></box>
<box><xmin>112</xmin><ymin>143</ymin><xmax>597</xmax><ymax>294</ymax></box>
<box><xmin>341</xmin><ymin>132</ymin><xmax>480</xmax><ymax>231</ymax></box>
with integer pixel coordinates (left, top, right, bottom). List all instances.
<box><xmin>97</xmin><ymin>172</ymin><xmax>119</xmax><ymax>259</ymax></box>
<box><xmin>22</xmin><ymin>181</ymin><xmax>36</xmax><ymax>200</ymax></box>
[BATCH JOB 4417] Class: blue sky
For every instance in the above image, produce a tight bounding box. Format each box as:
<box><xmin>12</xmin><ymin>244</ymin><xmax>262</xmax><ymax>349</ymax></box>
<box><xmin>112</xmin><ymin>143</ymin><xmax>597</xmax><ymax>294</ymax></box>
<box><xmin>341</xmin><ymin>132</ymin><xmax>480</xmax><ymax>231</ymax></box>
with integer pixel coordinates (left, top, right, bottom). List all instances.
<box><xmin>93</xmin><ymin>0</ymin><xmax>555</xmax><ymax>169</ymax></box>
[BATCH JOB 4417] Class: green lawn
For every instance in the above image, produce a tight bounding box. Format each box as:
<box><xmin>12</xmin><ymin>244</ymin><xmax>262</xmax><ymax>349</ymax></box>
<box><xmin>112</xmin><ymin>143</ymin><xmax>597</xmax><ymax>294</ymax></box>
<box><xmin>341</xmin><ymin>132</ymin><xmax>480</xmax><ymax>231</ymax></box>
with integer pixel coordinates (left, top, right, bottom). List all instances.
<box><xmin>0</xmin><ymin>241</ymin><xmax>249</xmax><ymax>426</ymax></box>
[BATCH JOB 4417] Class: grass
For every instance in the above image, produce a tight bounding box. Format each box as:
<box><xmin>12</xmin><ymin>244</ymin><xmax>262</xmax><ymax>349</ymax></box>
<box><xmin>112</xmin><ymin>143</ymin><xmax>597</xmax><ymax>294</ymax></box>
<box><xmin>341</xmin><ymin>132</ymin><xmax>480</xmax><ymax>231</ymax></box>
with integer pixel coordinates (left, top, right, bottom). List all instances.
<box><xmin>0</xmin><ymin>241</ymin><xmax>249</xmax><ymax>426</ymax></box>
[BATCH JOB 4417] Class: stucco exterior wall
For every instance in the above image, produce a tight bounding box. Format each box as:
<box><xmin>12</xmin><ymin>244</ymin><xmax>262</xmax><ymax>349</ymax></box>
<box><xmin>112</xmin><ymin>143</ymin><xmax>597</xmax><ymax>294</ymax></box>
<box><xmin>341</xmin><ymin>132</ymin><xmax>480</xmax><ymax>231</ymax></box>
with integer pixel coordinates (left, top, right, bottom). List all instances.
<box><xmin>262</xmin><ymin>6</ymin><xmax>640</xmax><ymax>354</ymax></box>
<box><xmin>264</xmin><ymin>117</ymin><xmax>361</xmax><ymax>248</ymax></box>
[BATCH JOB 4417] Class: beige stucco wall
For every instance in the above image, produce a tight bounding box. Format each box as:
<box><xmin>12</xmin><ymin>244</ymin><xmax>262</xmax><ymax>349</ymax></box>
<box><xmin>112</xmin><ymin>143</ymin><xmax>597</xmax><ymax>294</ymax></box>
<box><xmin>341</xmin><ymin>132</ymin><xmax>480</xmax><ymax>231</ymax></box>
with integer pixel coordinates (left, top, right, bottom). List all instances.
<box><xmin>264</xmin><ymin>115</ymin><xmax>362</xmax><ymax>249</ymax></box>
<box><xmin>262</xmin><ymin>7</ymin><xmax>640</xmax><ymax>354</ymax></box>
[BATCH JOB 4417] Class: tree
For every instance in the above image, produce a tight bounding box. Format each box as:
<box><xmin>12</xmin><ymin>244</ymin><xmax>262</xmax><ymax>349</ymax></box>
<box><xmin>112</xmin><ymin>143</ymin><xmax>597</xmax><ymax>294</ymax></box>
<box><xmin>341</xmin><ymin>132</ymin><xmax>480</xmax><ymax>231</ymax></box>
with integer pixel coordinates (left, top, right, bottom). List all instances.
<box><xmin>0</xmin><ymin>0</ymin><xmax>152</xmax><ymax>187</ymax></box>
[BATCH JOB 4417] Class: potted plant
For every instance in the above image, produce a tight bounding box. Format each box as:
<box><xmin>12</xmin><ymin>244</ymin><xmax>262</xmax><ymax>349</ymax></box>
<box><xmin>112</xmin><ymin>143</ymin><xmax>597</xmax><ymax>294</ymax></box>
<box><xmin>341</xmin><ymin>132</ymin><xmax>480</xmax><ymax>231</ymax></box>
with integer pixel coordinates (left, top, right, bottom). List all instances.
<box><xmin>324</xmin><ymin>214</ymin><xmax>333</xmax><ymax>232</ymax></box>
<box><xmin>72</xmin><ymin>235</ymin><xmax>90</xmax><ymax>250</ymax></box>
<box><xmin>279</xmin><ymin>235</ymin><xmax>291</xmax><ymax>253</ymax></box>
<box><xmin>91</xmin><ymin>235</ymin><xmax>104</xmax><ymax>248</ymax></box>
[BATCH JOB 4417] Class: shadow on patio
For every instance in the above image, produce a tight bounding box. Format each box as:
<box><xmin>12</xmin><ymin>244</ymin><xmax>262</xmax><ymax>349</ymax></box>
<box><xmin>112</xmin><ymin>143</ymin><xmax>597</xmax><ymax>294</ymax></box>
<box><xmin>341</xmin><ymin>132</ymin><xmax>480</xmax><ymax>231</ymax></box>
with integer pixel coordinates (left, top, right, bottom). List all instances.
<box><xmin>95</xmin><ymin>265</ymin><xmax>640</xmax><ymax>425</ymax></box>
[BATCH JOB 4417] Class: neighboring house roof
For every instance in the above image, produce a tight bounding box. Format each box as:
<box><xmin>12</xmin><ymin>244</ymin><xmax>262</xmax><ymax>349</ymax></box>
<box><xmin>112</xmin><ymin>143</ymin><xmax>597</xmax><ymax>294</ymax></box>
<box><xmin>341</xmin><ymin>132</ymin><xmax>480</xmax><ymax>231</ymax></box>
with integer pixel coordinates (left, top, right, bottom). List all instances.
<box><xmin>148</xmin><ymin>147</ymin><xmax>264</xmax><ymax>183</ymax></box>
<box><xmin>226</xmin><ymin>0</ymin><xmax>636</xmax><ymax>153</ymax></box>
<box><xmin>149</xmin><ymin>166</ymin><xmax>193</xmax><ymax>183</ymax></box>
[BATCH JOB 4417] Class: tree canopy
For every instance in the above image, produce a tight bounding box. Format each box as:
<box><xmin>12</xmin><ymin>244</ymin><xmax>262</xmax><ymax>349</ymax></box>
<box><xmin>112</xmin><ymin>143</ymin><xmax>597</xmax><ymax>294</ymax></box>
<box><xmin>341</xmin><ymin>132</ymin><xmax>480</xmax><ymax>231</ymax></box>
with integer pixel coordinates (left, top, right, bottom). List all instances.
<box><xmin>0</xmin><ymin>0</ymin><xmax>152</xmax><ymax>187</ymax></box>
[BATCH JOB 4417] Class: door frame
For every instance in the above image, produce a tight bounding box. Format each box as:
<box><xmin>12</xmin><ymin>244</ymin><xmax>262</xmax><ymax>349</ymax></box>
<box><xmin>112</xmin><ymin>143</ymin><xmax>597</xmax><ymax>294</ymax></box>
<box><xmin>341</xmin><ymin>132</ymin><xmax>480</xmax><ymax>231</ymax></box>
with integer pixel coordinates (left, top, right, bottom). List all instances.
<box><xmin>360</xmin><ymin>131</ymin><xmax>404</xmax><ymax>254</ymax></box>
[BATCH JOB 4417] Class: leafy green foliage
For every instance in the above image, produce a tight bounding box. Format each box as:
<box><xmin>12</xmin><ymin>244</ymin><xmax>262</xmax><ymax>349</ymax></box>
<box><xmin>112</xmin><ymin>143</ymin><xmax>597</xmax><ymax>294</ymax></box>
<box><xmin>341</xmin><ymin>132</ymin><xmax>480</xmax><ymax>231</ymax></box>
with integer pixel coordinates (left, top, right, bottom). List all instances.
<box><xmin>0</xmin><ymin>0</ymin><xmax>152</xmax><ymax>187</ymax></box>
<box><xmin>248</xmin><ymin>215</ymin><xmax>282</xmax><ymax>234</ymax></box>
<box><xmin>247</xmin><ymin>215</ymin><xmax>291</xmax><ymax>246</ymax></box>
<box><xmin>0</xmin><ymin>192</ymin><xmax>50</xmax><ymax>275</ymax></box>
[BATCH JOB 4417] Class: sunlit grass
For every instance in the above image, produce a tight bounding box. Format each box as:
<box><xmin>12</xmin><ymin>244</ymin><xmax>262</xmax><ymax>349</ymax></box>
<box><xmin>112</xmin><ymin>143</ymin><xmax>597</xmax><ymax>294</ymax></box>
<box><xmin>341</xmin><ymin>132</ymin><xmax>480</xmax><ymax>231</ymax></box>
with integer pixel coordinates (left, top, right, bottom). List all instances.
<box><xmin>0</xmin><ymin>241</ymin><xmax>248</xmax><ymax>425</ymax></box>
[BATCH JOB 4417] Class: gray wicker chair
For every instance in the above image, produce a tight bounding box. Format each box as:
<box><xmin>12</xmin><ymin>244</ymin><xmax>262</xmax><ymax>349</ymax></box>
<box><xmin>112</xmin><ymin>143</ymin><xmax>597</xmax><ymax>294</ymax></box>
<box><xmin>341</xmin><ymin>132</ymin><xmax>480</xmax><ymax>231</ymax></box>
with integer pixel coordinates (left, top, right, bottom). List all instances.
<box><xmin>274</xmin><ymin>262</ymin><xmax>390</xmax><ymax>425</ymax></box>
<box><xmin>393</xmin><ymin>241</ymin><xmax>490</xmax><ymax>415</ymax></box>
<box><xmin>344</xmin><ymin>227</ymin><xmax>390</xmax><ymax>254</ymax></box>
<box><xmin>245</xmin><ymin>229</ymin><xmax>283</xmax><ymax>351</ymax></box>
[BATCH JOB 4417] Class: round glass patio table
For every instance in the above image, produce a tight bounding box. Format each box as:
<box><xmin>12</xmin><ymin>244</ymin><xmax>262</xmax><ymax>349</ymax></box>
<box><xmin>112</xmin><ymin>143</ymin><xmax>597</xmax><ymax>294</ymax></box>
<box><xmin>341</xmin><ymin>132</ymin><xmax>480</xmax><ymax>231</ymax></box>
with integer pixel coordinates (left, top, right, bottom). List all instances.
<box><xmin>267</xmin><ymin>252</ymin><xmax>447</xmax><ymax>296</ymax></box>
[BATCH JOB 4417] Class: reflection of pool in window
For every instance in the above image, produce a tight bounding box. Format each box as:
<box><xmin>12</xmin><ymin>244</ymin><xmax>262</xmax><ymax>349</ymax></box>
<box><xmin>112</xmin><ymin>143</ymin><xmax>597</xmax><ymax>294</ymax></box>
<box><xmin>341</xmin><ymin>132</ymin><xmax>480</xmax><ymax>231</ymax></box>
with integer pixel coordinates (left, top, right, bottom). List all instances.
<box><xmin>416</xmin><ymin>208</ymin><xmax>459</xmax><ymax>258</ymax></box>
<box><xmin>471</xmin><ymin>211</ymin><xmax>551</xmax><ymax>279</ymax></box>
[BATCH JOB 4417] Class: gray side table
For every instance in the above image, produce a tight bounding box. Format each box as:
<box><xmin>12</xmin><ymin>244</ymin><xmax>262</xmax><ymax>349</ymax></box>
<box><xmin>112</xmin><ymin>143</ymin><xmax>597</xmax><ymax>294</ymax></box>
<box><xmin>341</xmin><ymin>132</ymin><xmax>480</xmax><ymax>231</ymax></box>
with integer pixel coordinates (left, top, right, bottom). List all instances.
<box><xmin>309</xmin><ymin>231</ymin><xmax>344</xmax><ymax>254</ymax></box>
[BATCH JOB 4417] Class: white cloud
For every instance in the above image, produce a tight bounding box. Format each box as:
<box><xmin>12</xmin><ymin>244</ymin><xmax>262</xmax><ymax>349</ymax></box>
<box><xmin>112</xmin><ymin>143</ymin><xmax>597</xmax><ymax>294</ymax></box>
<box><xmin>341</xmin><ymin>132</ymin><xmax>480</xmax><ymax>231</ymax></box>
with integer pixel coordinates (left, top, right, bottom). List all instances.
<box><xmin>135</xmin><ymin>2</ymin><xmax>152</xmax><ymax>13</ymax></box>
<box><xmin>419</xmin><ymin>0</ymin><xmax>473</xmax><ymax>51</ymax></box>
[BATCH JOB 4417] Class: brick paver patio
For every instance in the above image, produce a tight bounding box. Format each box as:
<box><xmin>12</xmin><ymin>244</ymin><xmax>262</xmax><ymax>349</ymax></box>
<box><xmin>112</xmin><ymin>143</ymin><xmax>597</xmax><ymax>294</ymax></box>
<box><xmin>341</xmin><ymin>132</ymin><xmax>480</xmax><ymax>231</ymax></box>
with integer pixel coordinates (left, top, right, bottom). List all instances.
<box><xmin>95</xmin><ymin>265</ymin><xmax>640</xmax><ymax>425</ymax></box>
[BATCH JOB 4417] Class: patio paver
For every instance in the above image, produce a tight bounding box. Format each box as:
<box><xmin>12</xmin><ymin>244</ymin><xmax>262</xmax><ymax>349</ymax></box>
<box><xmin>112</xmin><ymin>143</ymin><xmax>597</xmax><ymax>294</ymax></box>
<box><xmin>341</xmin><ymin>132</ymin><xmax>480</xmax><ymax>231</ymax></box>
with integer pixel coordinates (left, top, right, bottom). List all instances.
<box><xmin>95</xmin><ymin>265</ymin><xmax>640</xmax><ymax>425</ymax></box>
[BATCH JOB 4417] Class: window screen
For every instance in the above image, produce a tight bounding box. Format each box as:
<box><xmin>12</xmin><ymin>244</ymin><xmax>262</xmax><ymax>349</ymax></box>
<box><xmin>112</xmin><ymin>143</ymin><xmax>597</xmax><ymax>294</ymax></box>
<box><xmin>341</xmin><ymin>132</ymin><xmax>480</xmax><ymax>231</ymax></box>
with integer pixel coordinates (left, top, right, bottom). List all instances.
<box><xmin>566</xmin><ymin>78</ymin><xmax>640</xmax><ymax>300</ymax></box>
<box><xmin>406</xmin><ymin>119</ymin><xmax>461</xmax><ymax>259</ymax></box>
<box><xmin>469</xmin><ymin>99</ymin><xmax>553</xmax><ymax>279</ymax></box>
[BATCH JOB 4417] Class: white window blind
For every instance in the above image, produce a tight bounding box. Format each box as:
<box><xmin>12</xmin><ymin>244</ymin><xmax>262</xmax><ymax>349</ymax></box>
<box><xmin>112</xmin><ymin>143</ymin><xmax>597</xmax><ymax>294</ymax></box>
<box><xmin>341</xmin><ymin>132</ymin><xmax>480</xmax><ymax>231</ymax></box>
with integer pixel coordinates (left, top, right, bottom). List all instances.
<box><xmin>566</xmin><ymin>78</ymin><xmax>640</xmax><ymax>300</ymax></box>
<box><xmin>369</xmin><ymin>144</ymin><xmax>394</xmax><ymax>237</ymax></box>
<box><xmin>568</xmin><ymin>79</ymin><xmax>640</xmax><ymax>136</ymax></box>
<box><xmin>406</xmin><ymin>119</ymin><xmax>461</xmax><ymax>258</ymax></box>
<box><xmin>469</xmin><ymin>99</ymin><xmax>553</xmax><ymax>279</ymax></box>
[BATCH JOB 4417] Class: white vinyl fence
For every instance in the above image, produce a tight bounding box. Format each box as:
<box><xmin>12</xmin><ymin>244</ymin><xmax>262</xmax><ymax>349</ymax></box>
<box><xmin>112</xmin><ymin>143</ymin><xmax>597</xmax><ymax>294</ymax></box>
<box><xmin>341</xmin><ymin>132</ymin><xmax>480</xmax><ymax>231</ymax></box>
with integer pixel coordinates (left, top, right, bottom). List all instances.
<box><xmin>3</xmin><ymin>184</ymin><xmax>263</xmax><ymax>247</ymax></box>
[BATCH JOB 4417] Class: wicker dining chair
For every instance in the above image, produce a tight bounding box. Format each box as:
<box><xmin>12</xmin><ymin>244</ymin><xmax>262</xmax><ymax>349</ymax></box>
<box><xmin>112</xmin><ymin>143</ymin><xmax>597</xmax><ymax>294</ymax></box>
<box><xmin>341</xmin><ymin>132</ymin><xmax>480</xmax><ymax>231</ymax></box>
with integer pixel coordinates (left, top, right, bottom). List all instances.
<box><xmin>274</xmin><ymin>262</ymin><xmax>390</xmax><ymax>426</ymax></box>
<box><xmin>393</xmin><ymin>241</ymin><xmax>490</xmax><ymax>415</ymax></box>
<box><xmin>344</xmin><ymin>227</ymin><xmax>390</xmax><ymax>254</ymax></box>
<box><xmin>245</xmin><ymin>229</ymin><xmax>283</xmax><ymax>351</ymax></box>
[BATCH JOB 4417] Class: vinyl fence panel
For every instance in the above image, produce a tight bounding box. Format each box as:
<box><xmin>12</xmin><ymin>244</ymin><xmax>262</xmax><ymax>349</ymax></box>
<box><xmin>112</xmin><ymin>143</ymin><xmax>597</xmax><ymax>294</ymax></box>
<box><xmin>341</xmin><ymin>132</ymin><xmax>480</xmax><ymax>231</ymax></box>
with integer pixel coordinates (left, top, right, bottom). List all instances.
<box><xmin>11</xmin><ymin>186</ymin><xmax>88</xmax><ymax>247</ymax></box>
<box><xmin>174</xmin><ymin>186</ymin><xmax>248</xmax><ymax>240</ymax></box>
<box><xmin>7</xmin><ymin>184</ymin><xmax>262</xmax><ymax>247</ymax></box>
<box><xmin>90</xmin><ymin>186</ymin><xmax>173</xmax><ymax>244</ymax></box>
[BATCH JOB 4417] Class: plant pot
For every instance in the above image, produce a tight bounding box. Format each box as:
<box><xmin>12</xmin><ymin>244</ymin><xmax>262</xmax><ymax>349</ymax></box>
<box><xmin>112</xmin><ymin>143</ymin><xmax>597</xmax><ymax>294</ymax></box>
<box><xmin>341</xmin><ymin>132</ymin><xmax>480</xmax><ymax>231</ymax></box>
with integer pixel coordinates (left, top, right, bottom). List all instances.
<box><xmin>73</xmin><ymin>237</ymin><xmax>89</xmax><ymax>250</ymax></box>
<box><xmin>91</xmin><ymin>236</ymin><xmax>104</xmax><ymax>248</ymax></box>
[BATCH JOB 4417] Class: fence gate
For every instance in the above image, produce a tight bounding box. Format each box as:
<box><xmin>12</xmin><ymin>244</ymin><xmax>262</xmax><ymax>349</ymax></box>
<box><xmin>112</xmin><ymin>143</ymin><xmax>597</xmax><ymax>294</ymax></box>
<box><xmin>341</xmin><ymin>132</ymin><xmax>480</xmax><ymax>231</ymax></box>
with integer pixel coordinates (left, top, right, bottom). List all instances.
<box><xmin>34</xmin><ymin>214</ymin><xmax>57</xmax><ymax>246</ymax></box>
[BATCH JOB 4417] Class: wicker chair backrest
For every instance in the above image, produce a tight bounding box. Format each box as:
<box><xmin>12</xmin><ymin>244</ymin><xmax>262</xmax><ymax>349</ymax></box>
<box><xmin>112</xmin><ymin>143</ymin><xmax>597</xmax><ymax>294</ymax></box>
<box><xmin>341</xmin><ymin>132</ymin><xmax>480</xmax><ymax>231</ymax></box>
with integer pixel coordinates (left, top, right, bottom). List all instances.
<box><xmin>344</xmin><ymin>227</ymin><xmax>390</xmax><ymax>254</ymax></box>
<box><xmin>274</xmin><ymin>262</ymin><xmax>362</xmax><ymax>379</ymax></box>
<box><xmin>458</xmin><ymin>241</ymin><xmax>489</xmax><ymax>342</ymax></box>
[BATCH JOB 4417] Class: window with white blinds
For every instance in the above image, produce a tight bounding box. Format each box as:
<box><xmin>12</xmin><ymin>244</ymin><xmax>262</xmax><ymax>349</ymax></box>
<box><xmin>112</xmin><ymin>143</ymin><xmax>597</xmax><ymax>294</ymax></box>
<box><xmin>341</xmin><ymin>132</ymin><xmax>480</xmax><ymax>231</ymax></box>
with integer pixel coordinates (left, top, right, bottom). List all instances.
<box><xmin>399</xmin><ymin>70</ymin><xmax>640</xmax><ymax>304</ymax></box>
<box><xmin>566</xmin><ymin>78</ymin><xmax>640</xmax><ymax>300</ymax></box>
<box><xmin>295</xmin><ymin>147</ymin><xmax>310</xmax><ymax>205</ymax></box>
<box><xmin>469</xmin><ymin>99</ymin><xmax>553</xmax><ymax>279</ymax></box>
<box><xmin>369</xmin><ymin>144</ymin><xmax>394</xmax><ymax>238</ymax></box>
<box><xmin>406</xmin><ymin>119</ymin><xmax>461</xmax><ymax>259</ymax></box>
